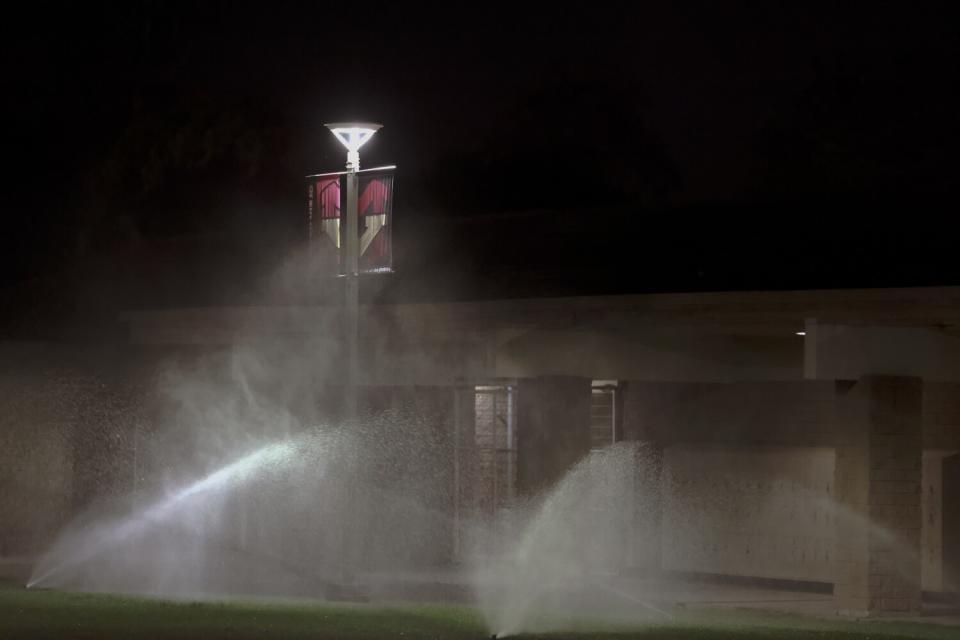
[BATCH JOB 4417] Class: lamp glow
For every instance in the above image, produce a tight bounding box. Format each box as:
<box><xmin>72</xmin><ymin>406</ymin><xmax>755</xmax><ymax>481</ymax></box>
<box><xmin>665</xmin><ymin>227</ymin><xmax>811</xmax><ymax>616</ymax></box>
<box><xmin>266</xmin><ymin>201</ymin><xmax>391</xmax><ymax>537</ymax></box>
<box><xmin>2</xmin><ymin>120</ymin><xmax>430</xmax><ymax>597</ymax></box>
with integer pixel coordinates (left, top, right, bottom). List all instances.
<box><xmin>325</xmin><ymin>122</ymin><xmax>382</xmax><ymax>171</ymax></box>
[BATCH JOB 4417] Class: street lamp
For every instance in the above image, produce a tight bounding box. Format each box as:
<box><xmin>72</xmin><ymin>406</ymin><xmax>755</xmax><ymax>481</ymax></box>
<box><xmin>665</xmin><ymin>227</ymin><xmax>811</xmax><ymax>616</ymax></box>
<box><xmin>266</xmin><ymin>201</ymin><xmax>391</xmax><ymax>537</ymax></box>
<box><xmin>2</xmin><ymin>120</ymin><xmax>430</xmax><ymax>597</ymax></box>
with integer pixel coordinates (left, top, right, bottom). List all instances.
<box><xmin>316</xmin><ymin>122</ymin><xmax>394</xmax><ymax>586</ymax></box>
<box><xmin>325</xmin><ymin>123</ymin><xmax>381</xmax><ymax>280</ymax></box>
<box><xmin>324</xmin><ymin>123</ymin><xmax>382</xmax><ymax>586</ymax></box>
<box><xmin>323</xmin><ymin>121</ymin><xmax>382</xmax><ymax>411</ymax></box>
<box><xmin>325</xmin><ymin>122</ymin><xmax>382</xmax><ymax>172</ymax></box>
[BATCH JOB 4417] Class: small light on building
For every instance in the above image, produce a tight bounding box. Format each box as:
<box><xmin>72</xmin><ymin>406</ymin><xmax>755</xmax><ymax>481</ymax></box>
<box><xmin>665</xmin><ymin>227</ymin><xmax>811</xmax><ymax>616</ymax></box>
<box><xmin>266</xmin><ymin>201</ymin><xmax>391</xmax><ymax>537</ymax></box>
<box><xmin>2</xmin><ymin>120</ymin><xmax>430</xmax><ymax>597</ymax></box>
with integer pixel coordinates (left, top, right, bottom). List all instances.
<box><xmin>796</xmin><ymin>331</ymin><xmax>806</xmax><ymax>336</ymax></box>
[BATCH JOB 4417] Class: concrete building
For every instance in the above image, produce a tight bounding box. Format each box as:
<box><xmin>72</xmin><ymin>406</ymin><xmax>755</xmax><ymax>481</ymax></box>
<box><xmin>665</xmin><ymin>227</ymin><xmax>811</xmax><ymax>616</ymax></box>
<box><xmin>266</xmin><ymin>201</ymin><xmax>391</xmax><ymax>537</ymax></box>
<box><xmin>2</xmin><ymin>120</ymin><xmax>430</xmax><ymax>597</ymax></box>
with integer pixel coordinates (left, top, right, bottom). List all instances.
<box><xmin>2</xmin><ymin>285</ymin><xmax>959</xmax><ymax>614</ymax></box>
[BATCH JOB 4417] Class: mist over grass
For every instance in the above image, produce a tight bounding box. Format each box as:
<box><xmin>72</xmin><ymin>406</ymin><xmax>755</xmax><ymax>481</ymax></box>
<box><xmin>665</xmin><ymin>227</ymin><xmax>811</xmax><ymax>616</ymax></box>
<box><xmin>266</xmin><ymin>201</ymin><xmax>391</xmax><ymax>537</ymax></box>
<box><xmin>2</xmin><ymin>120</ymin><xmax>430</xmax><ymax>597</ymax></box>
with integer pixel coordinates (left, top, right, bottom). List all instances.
<box><xmin>2</xmin><ymin>582</ymin><xmax>955</xmax><ymax>640</ymax></box>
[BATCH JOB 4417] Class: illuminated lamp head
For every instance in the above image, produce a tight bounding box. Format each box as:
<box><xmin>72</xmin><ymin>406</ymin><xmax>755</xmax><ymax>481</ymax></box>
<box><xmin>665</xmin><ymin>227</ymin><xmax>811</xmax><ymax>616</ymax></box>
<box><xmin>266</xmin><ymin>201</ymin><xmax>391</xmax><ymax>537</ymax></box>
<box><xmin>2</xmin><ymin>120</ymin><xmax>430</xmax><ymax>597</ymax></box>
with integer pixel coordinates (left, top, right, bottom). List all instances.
<box><xmin>324</xmin><ymin>122</ymin><xmax>382</xmax><ymax>171</ymax></box>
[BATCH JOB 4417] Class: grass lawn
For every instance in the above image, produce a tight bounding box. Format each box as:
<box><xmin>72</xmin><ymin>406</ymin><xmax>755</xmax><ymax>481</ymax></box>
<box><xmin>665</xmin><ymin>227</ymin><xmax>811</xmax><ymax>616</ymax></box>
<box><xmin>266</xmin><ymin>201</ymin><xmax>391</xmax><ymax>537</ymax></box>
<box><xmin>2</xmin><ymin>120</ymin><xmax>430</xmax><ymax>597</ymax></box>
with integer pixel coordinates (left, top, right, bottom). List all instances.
<box><xmin>0</xmin><ymin>581</ymin><xmax>956</xmax><ymax>640</ymax></box>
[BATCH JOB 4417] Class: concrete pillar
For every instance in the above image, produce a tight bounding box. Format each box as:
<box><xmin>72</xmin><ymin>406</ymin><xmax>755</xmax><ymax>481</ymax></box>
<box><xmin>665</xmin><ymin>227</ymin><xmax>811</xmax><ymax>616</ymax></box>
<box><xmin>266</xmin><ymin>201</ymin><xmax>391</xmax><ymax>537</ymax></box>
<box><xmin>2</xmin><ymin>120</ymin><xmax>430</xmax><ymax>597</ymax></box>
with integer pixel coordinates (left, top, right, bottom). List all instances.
<box><xmin>516</xmin><ymin>376</ymin><xmax>591</xmax><ymax>496</ymax></box>
<box><xmin>943</xmin><ymin>453</ymin><xmax>960</xmax><ymax>593</ymax></box>
<box><xmin>834</xmin><ymin>376</ymin><xmax>923</xmax><ymax>615</ymax></box>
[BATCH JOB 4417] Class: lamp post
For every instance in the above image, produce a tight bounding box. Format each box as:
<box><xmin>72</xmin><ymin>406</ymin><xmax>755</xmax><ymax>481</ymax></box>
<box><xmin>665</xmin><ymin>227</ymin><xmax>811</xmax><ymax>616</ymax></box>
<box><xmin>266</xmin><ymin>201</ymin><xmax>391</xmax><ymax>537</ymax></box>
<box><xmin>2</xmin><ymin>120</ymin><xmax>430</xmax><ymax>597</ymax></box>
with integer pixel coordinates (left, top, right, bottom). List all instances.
<box><xmin>324</xmin><ymin>123</ymin><xmax>381</xmax><ymax>588</ymax></box>
<box><xmin>324</xmin><ymin>123</ymin><xmax>381</xmax><ymax>421</ymax></box>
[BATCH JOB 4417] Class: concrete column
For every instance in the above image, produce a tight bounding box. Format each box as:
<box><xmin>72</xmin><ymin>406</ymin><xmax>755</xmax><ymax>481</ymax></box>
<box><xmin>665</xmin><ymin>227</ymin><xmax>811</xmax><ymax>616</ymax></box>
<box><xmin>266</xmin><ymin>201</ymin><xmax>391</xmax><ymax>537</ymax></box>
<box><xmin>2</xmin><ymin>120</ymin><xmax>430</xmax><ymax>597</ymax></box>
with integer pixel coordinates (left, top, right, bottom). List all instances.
<box><xmin>516</xmin><ymin>376</ymin><xmax>591</xmax><ymax>496</ymax></box>
<box><xmin>943</xmin><ymin>453</ymin><xmax>960</xmax><ymax>593</ymax></box>
<box><xmin>834</xmin><ymin>376</ymin><xmax>923</xmax><ymax>615</ymax></box>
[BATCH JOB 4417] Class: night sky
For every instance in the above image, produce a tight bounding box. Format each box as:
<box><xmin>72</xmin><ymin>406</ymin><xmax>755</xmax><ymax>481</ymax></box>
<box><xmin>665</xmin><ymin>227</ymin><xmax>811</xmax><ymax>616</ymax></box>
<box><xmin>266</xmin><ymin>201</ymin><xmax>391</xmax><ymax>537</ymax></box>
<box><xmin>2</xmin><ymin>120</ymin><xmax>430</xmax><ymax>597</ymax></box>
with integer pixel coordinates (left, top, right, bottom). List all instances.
<box><xmin>1</xmin><ymin>2</ymin><xmax>958</xmax><ymax>335</ymax></box>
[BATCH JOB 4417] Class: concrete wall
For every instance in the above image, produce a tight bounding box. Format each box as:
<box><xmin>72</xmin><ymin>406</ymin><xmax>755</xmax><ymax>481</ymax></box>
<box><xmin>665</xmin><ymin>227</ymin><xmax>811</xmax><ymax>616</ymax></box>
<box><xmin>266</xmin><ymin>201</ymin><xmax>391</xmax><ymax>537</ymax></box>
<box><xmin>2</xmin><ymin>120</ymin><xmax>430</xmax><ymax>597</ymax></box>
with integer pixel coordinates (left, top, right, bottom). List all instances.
<box><xmin>0</xmin><ymin>344</ymin><xmax>83</xmax><ymax>556</ymax></box>
<box><xmin>944</xmin><ymin>454</ymin><xmax>960</xmax><ymax>593</ymax></box>
<box><xmin>516</xmin><ymin>376</ymin><xmax>592</xmax><ymax>495</ymax></box>
<box><xmin>922</xmin><ymin>382</ymin><xmax>960</xmax><ymax>451</ymax></box>
<box><xmin>496</xmin><ymin>328</ymin><xmax>801</xmax><ymax>383</ymax></box>
<box><xmin>354</xmin><ymin>385</ymin><xmax>457</xmax><ymax>567</ymax></box>
<box><xmin>919</xmin><ymin>382</ymin><xmax>960</xmax><ymax>592</ymax></box>
<box><xmin>622</xmin><ymin>377</ymin><xmax>941</xmax><ymax>611</ymax></box>
<box><xmin>124</xmin><ymin>306</ymin><xmax>493</xmax><ymax>387</ymax></box>
<box><xmin>922</xmin><ymin>451</ymin><xmax>952</xmax><ymax>592</ymax></box>
<box><xmin>622</xmin><ymin>380</ymin><xmax>838</xmax><ymax>447</ymax></box>
<box><xmin>662</xmin><ymin>445</ymin><xmax>835</xmax><ymax>582</ymax></box>
<box><xmin>622</xmin><ymin>381</ymin><xmax>840</xmax><ymax>583</ymax></box>
<box><xmin>813</xmin><ymin>325</ymin><xmax>960</xmax><ymax>382</ymax></box>
<box><xmin>0</xmin><ymin>393</ymin><xmax>73</xmax><ymax>556</ymax></box>
<box><xmin>0</xmin><ymin>342</ymin><xmax>169</xmax><ymax>563</ymax></box>
<box><xmin>833</xmin><ymin>376</ymin><xmax>923</xmax><ymax>614</ymax></box>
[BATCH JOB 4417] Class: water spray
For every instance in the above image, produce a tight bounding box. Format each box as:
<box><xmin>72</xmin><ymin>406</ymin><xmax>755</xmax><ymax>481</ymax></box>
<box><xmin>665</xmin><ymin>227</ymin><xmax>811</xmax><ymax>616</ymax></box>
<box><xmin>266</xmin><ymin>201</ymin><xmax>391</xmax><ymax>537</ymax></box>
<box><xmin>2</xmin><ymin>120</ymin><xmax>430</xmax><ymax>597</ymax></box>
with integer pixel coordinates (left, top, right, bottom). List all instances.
<box><xmin>28</xmin><ymin>438</ymin><xmax>301</xmax><ymax>589</ymax></box>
